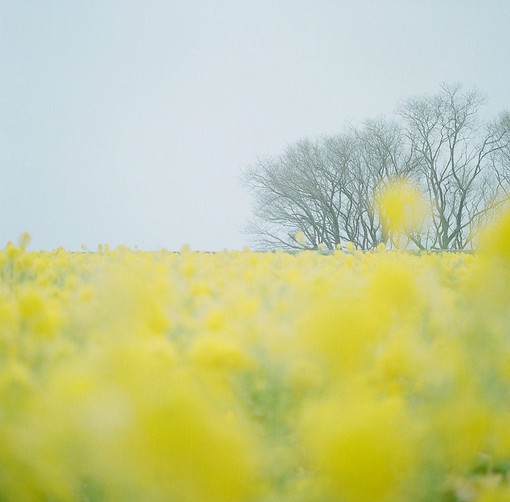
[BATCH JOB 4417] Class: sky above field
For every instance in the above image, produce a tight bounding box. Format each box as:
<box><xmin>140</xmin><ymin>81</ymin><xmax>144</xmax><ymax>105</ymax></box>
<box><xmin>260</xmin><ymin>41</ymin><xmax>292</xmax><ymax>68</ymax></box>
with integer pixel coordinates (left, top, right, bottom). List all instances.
<box><xmin>1</xmin><ymin>0</ymin><xmax>509</xmax><ymax>251</ymax></box>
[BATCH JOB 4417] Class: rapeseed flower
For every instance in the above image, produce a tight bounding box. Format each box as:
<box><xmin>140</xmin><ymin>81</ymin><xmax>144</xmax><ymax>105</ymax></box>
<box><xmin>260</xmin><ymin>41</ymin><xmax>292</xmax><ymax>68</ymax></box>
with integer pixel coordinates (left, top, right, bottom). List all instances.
<box><xmin>1</xmin><ymin>215</ymin><xmax>510</xmax><ymax>500</ymax></box>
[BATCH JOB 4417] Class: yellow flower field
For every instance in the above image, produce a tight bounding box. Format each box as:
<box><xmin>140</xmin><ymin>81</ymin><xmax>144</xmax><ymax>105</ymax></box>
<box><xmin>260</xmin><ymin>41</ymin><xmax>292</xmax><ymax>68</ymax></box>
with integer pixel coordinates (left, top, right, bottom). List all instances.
<box><xmin>2</xmin><ymin>211</ymin><xmax>510</xmax><ymax>501</ymax></box>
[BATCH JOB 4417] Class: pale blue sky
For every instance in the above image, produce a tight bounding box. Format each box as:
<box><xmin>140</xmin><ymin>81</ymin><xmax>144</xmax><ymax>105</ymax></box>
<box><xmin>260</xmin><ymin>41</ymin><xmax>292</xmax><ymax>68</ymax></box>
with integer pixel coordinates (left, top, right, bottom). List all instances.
<box><xmin>1</xmin><ymin>0</ymin><xmax>509</xmax><ymax>250</ymax></box>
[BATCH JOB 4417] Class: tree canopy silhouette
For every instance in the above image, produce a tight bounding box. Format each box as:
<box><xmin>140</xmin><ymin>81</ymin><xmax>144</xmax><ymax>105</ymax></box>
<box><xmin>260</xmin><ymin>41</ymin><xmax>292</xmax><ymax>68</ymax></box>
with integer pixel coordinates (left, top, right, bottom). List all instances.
<box><xmin>244</xmin><ymin>84</ymin><xmax>510</xmax><ymax>251</ymax></box>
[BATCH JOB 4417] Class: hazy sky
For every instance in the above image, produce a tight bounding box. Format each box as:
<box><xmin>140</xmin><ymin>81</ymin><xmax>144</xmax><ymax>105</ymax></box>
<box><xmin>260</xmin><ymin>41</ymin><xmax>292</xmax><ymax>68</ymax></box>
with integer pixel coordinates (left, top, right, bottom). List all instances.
<box><xmin>1</xmin><ymin>0</ymin><xmax>509</xmax><ymax>250</ymax></box>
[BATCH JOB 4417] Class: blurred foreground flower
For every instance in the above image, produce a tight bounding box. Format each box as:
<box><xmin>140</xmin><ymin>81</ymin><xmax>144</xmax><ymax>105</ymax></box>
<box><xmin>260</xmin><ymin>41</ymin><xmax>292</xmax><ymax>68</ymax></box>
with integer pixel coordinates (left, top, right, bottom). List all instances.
<box><xmin>377</xmin><ymin>179</ymin><xmax>428</xmax><ymax>246</ymax></box>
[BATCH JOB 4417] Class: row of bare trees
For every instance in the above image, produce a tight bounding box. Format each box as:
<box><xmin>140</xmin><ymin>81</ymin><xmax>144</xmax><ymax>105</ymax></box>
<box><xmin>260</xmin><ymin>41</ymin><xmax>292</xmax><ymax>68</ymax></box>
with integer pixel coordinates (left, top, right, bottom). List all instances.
<box><xmin>244</xmin><ymin>84</ymin><xmax>510</xmax><ymax>250</ymax></box>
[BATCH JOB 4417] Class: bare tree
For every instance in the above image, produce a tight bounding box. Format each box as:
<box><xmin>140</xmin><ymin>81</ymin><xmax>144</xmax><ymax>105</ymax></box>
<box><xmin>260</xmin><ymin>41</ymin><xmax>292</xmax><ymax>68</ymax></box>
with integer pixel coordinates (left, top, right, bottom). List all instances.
<box><xmin>243</xmin><ymin>138</ymin><xmax>348</xmax><ymax>250</ymax></box>
<box><xmin>351</xmin><ymin>119</ymin><xmax>419</xmax><ymax>248</ymax></box>
<box><xmin>243</xmin><ymin>119</ymin><xmax>417</xmax><ymax>250</ymax></box>
<box><xmin>244</xmin><ymin>84</ymin><xmax>510</xmax><ymax>251</ymax></box>
<box><xmin>491</xmin><ymin>111</ymin><xmax>510</xmax><ymax>198</ymax></box>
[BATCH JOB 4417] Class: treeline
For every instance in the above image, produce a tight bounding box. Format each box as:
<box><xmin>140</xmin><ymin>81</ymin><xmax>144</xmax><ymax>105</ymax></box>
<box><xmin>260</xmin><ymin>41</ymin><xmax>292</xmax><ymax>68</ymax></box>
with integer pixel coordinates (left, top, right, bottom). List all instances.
<box><xmin>244</xmin><ymin>84</ymin><xmax>510</xmax><ymax>250</ymax></box>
